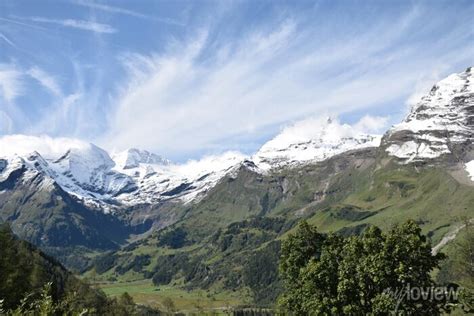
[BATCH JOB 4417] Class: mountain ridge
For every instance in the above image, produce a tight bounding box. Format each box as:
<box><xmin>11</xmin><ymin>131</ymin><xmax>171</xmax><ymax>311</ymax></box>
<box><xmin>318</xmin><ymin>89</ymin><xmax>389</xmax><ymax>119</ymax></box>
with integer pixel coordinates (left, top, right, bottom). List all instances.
<box><xmin>0</xmin><ymin>66</ymin><xmax>473</xmax><ymax>272</ymax></box>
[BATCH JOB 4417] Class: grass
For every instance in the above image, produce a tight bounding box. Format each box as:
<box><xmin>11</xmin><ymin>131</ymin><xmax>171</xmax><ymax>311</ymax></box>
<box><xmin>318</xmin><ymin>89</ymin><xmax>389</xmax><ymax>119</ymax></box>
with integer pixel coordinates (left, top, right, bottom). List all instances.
<box><xmin>90</xmin><ymin>160</ymin><xmax>473</xmax><ymax>310</ymax></box>
<box><xmin>99</xmin><ymin>279</ymin><xmax>247</xmax><ymax>313</ymax></box>
<box><xmin>302</xmin><ymin>168</ymin><xmax>474</xmax><ymax>244</ymax></box>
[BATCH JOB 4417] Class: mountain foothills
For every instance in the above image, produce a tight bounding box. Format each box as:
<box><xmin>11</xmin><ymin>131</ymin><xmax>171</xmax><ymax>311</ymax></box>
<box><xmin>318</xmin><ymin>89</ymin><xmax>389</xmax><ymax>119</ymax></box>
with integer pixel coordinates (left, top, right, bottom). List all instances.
<box><xmin>0</xmin><ymin>67</ymin><xmax>473</xmax><ymax>309</ymax></box>
<box><xmin>0</xmin><ymin>223</ymin><xmax>162</xmax><ymax>315</ymax></box>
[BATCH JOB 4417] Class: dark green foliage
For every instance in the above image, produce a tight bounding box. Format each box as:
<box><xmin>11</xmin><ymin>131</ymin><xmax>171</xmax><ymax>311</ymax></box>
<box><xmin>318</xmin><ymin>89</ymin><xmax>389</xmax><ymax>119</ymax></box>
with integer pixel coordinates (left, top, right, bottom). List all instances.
<box><xmin>436</xmin><ymin>219</ymin><xmax>474</xmax><ymax>313</ymax></box>
<box><xmin>151</xmin><ymin>254</ymin><xmax>190</xmax><ymax>286</ymax></box>
<box><xmin>216</xmin><ymin>230</ymin><xmax>274</xmax><ymax>254</ymax></box>
<box><xmin>279</xmin><ymin>221</ymin><xmax>325</xmax><ymax>285</ymax></box>
<box><xmin>258</xmin><ymin>193</ymin><xmax>271</xmax><ymax>216</ymax></box>
<box><xmin>225</xmin><ymin>217</ymin><xmax>286</xmax><ymax>234</ymax></box>
<box><xmin>0</xmin><ymin>222</ymin><xmax>79</xmax><ymax>310</ymax></box>
<box><xmin>87</xmin><ymin>156</ymin><xmax>473</xmax><ymax>308</ymax></box>
<box><xmin>242</xmin><ymin>241</ymin><xmax>282</xmax><ymax>305</ymax></box>
<box><xmin>336</xmin><ymin>223</ymin><xmax>370</xmax><ymax>237</ymax></box>
<box><xmin>116</xmin><ymin>254</ymin><xmax>151</xmax><ymax>275</ymax></box>
<box><xmin>157</xmin><ymin>227</ymin><xmax>188</xmax><ymax>249</ymax></box>
<box><xmin>0</xmin><ymin>223</ymin><xmax>162</xmax><ymax>315</ymax></box>
<box><xmin>278</xmin><ymin>220</ymin><xmax>448</xmax><ymax>315</ymax></box>
<box><xmin>183</xmin><ymin>260</ymin><xmax>212</xmax><ymax>284</ymax></box>
<box><xmin>93</xmin><ymin>251</ymin><xmax>118</xmax><ymax>274</ymax></box>
<box><xmin>453</xmin><ymin>220</ymin><xmax>474</xmax><ymax>288</ymax></box>
<box><xmin>148</xmin><ymin>218</ymin><xmax>288</xmax><ymax>293</ymax></box>
<box><xmin>211</xmin><ymin>217</ymin><xmax>286</xmax><ymax>254</ymax></box>
<box><xmin>232</xmin><ymin>308</ymin><xmax>274</xmax><ymax>316</ymax></box>
<box><xmin>327</xmin><ymin>205</ymin><xmax>375</xmax><ymax>221</ymax></box>
<box><xmin>0</xmin><ymin>283</ymin><xmax>162</xmax><ymax>315</ymax></box>
<box><xmin>122</xmin><ymin>241</ymin><xmax>140</xmax><ymax>252</ymax></box>
<box><xmin>151</xmin><ymin>269</ymin><xmax>173</xmax><ymax>286</ymax></box>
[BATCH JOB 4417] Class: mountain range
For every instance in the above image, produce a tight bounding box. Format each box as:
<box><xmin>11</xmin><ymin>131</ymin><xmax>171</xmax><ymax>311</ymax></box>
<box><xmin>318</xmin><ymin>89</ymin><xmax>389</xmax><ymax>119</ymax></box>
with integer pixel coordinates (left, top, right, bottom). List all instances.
<box><xmin>0</xmin><ymin>67</ymin><xmax>473</xmax><ymax>299</ymax></box>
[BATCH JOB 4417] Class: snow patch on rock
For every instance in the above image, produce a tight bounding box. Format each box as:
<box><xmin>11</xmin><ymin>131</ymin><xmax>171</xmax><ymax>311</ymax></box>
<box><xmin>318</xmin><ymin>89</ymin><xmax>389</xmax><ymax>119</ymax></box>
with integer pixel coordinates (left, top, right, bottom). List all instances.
<box><xmin>385</xmin><ymin>67</ymin><xmax>473</xmax><ymax>162</ymax></box>
<box><xmin>465</xmin><ymin>160</ymin><xmax>474</xmax><ymax>181</ymax></box>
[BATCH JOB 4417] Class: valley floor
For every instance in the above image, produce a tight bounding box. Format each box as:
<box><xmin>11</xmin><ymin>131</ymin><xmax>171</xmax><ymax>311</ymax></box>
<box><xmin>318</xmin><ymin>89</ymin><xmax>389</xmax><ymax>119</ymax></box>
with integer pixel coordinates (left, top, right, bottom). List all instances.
<box><xmin>98</xmin><ymin>279</ymin><xmax>248</xmax><ymax>313</ymax></box>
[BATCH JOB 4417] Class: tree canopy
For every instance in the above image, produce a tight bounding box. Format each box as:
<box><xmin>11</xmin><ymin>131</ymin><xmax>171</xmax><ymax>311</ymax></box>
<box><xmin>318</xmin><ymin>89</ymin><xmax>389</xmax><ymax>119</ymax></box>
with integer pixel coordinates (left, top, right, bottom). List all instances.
<box><xmin>278</xmin><ymin>220</ymin><xmax>448</xmax><ymax>315</ymax></box>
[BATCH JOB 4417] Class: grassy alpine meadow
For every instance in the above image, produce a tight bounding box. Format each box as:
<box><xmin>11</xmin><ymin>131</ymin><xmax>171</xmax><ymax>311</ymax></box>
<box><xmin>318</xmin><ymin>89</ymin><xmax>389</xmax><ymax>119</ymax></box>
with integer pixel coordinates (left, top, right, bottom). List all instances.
<box><xmin>98</xmin><ymin>279</ymin><xmax>247</xmax><ymax>312</ymax></box>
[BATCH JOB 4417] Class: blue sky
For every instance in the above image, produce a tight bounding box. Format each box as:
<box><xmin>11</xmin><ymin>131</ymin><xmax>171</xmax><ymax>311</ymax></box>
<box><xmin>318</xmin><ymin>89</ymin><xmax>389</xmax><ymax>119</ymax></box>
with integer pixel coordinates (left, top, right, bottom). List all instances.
<box><xmin>0</xmin><ymin>0</ymin><xmax>473</xmax><ymax>161</ymax></box>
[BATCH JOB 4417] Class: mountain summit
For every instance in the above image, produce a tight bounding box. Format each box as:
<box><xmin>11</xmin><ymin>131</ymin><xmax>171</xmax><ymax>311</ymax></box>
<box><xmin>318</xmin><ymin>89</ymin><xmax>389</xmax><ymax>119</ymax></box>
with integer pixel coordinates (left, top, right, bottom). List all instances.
<box><xmin>253</xmin><ymin>117</ymin><xmax>381</xmax><ymax>170</ymax></box>
<box><xmin>383</xmin><ymin>67</ymin><xmax>474</xmax><ymax>164</ymax></box>
<box><xmin>113</xmin><ymin>148</ymin><xmax>171</xmax><ymax>169</ymax></box>
<box><xmin>0</xmin><ymin>67</ymin><xmax>473</xmax><ymax>210</ymax></box>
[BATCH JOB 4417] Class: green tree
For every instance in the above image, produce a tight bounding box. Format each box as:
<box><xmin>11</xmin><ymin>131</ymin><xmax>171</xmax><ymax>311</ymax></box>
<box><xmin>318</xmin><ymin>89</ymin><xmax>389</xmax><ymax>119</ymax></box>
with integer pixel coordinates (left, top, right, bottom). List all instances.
<box><xmin>278</xmin><ymin>220</ymin><xmax>332</xmax><ymax>312</ymax></box>
<box><xmin>454</xmin><ymin>219</ymin><xmax>474</xmax><ymax>313</ymax></box>
<box><xmin>455</xmin><ymin>219</ymin><xmax>474</xmax><ymax>287</ymax></box>
<box><xmin>278</xmin><ymin>220</ymin><xmax>446</xmax><ymax>315</ymax></box>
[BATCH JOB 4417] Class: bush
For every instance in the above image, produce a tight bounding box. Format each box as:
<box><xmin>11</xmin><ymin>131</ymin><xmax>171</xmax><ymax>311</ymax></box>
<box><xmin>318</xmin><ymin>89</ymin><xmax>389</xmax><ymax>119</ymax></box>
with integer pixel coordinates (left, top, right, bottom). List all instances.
<box><xmin>157</xmin><ymin>227</ymin><xmax>188</xmax><ymax>249</ymax></box>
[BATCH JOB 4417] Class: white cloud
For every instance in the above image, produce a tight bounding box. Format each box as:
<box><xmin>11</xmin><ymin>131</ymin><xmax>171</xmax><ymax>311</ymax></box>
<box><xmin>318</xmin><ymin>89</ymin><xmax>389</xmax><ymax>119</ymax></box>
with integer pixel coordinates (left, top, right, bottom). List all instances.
<box><xmin>27</xmin><ymin>67</ymin><xmax>62</xmax><ymax>96</ymax></box>
<box><xmin>0</xmin><ymin>111</ymin><xmax>13</xmax><ymax>134</ymax></box>
<box><xmin>72</xmin><ymin>0</ymin><xmax>184</xmax><ymax>26</ymax></box>
<box><xmin>31</xmin><ymin>17</ymin><xmax>116</xmax><ymax>33</ymax></box>
<box><xmin>0</xmin><ymin>134</ymin><xmax>90</xmax><ymax>159</ymax></box>
<box><xmin>353</xmin><ymin>115</ymin><xmax>390</xmax><ymax>134</ymax></box>
<box><xmin>1</xmin><ymin>4</ymin><xmax>472</xmax><ymax>161</ymax></box>
<box><xmin>0</xmin><ymin>64</ymin><xmax>23</xmax><ymax>102</ymax></box>
<box><xmin>403</xmin><ymin>65</ymin><xmax>454</xmax><ymax>111</ymax></box>
<box><xmin>262</xmin><ymin>115</ymin><xmax>385</xmax><ymax>151</ymax></box>
<box><xmin>103</xmin><ymin>11</ymin><xmax>472</xmax><ymax>158</ymax></box>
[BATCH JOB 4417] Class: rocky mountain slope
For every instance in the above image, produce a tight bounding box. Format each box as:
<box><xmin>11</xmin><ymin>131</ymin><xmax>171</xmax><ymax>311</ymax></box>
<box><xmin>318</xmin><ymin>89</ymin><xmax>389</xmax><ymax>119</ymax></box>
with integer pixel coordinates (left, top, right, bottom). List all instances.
<box><xmin>82</xmin><ymin>67</ymin><xmax>473</xmax><ymax>302</ymax></box>
<box><xmin>383</xmin><ymin>67</ymin><xmax>473</xmax><ymax>166</ymax></box>
<box><xmin>0</xmin><ymin>144</ymin><xmax>247</xmax><ymax>209</ymax></box>
<box><xmin>0</xmin><ymin>120</ymin><xmax>381</xmax><ymax>211</ymax></box>
<box><xmin>0</xmin><ymin>67</ymin><xmax>473</xmax><ymax>275</ymax></box>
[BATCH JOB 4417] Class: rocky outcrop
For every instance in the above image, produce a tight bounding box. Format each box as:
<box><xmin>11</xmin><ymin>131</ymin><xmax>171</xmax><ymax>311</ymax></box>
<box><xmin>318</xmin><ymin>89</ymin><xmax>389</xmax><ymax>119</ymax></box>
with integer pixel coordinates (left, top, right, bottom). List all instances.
<box><xmin>382</xmin><ymin>67</ymin><xmax>474</xmax><ymax>164</ymax></box>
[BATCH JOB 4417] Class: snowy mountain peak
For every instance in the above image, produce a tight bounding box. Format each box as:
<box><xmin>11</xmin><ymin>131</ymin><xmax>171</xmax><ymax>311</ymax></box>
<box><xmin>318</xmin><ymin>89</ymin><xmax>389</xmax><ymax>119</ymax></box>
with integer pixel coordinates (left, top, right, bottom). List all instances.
<box><xmin>253</xmin><ymin>117</ymin><xmax>381</xmax><ymax>170</ymax></box>
<box><xmin>2</xmin><ymin>66</ymin><xmax>472</xmax><ymax>211</ymax></box>
<box><xmin>113</xmin><ymin>148</ymin><xmax>171</xmax><ymax>170</ymax></box>
<box><xmin>52</xmin><ymin>143</ymin><xmax>115</xmax><ymax>185</ymax></box>
<box><xmin>384</xmin><ymin>67</ymin><xmax>474</xmax><ymax>163</ymax></box>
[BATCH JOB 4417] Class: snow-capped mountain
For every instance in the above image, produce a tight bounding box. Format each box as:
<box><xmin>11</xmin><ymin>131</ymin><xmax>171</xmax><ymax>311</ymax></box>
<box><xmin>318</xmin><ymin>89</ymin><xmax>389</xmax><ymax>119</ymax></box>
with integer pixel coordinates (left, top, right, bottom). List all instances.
<box><xmin>110</xmin><ymin>150</ymin><xmax>246</xmax><ymax>205</ymax></box>
<box><xmin>253</xmin><ymin>117</ymin><xmax>381</xmax><ymax>170</ymax></box>
<box><xmin>2</xmin><ymin>67</ymin><xmax>472</xmax><ymax>212</ymax></box>
<box><xmin>51</xmin><ymin>144</ymin><xmax>136</xmax><ymax>198</ymax></box>
<box><xmin>0</xmin><ymin>139</ymin><xmax>246</xmax><ymax>209</ymax></box>
<box><xmin>0</xmin><ymin>115</ymin><xmax>384</xmax><ymax>209</ymax></box>
<box><xmin>383</xmin><ymin>67</ymin><xmax>474</xmax><ymax>164</ymax></box>
<box><xmin>112</xmin><ymin>148</ymin><xmax>170</xmax><ymax>169</ymax></box>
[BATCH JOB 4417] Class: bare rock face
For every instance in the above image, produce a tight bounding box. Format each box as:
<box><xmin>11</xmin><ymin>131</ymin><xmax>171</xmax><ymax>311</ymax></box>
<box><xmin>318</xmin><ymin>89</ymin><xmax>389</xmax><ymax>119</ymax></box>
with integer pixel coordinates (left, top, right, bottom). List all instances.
<box><xmin>382</xmin><ymin>67</ymin><xmax>474</xmax><ymax>164</ymax></box>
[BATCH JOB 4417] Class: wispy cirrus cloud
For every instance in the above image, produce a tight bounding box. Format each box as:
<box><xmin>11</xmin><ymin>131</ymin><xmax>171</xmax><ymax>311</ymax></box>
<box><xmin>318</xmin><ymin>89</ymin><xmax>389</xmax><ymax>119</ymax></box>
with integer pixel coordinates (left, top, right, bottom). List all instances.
<box><xmin>0</xmin><ymin>16</ymin><xmax>48</xmax><ymax>31</ymax></box>
<box><xmin>1</xmin><ymin>1</ymin><xmax>472</xmax><ymax>160</ymax></box>
<box><xmin>0</xmin><ymin>32</ymin><xmax>15</xmax><ymax>48</ymax></box>
<box><xmin>0</xmin><ymin>64</ymin><xmax>23</xmax><ymax>102</ymax></box>
<box><xmin>0</xmin><ymin>62</ymin><xmax>91</xmax><ymax>137</ymax></box>
<box><xmin>103</xmin><ymin>6</ymin><xmax>473</xmax><ymax>158</ymax></box>
<box><xmin>72</xmin><ymin>0</ymin><xmax>184</xmax><ymax>26</ymax></box>
<box><xmin>30</xmin><ymin>16</ymin><xmax>116</xmax><ymax>33</ymax></box>
<box><xmin>27</xmin><ymin>66</ymin><xmax>62</xmax><ymax>97</ymax></box>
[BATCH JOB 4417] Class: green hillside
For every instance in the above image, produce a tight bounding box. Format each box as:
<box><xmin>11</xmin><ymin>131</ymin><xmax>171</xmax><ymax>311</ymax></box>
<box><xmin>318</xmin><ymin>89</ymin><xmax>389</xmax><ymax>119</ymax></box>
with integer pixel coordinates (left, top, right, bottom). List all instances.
<box><xmin>0</xmin><ymin>223</ymin><xmax>161</xmax><ymax>315</ymax></box>
<box><xmin>86</xmin><ymin>148</ymin><xmax>474</xmax><ymax>308</ymax></box>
